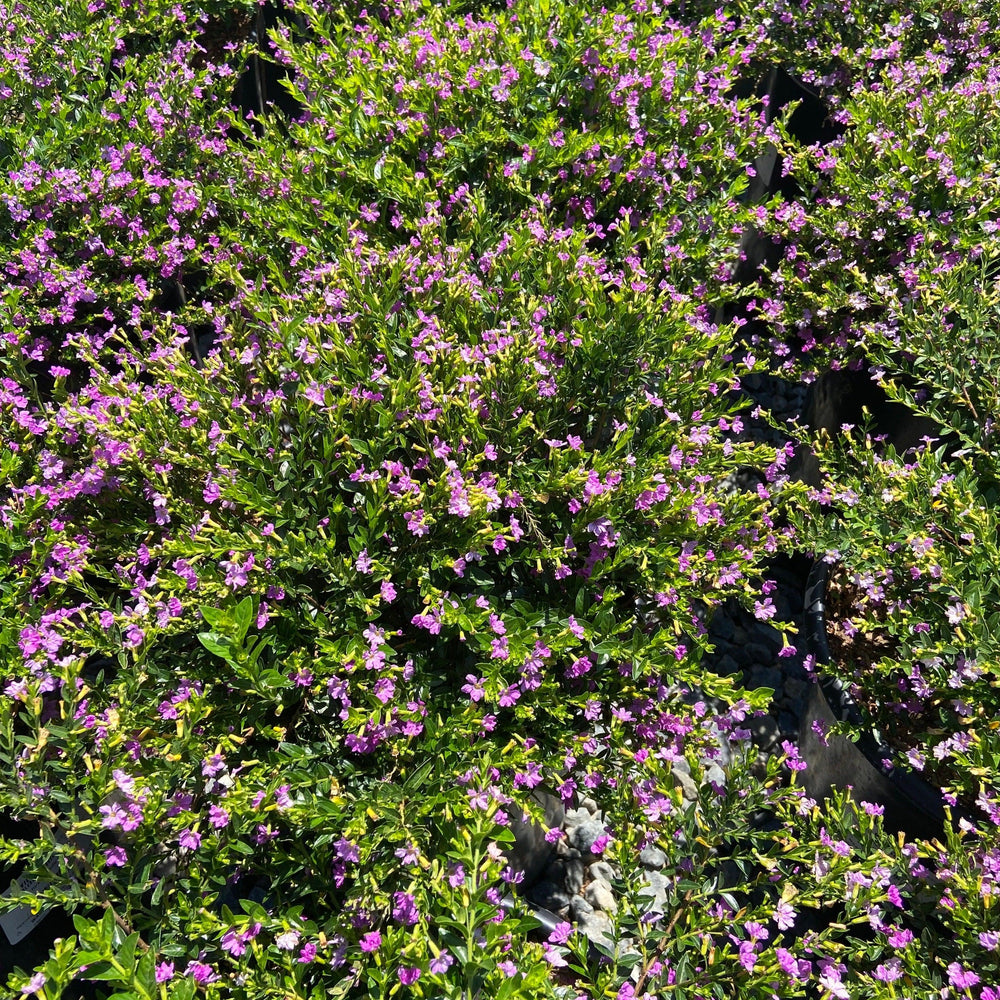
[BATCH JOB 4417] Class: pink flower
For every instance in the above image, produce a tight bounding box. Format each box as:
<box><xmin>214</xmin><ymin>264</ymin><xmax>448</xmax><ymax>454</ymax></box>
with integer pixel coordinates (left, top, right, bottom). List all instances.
<box><xmin>403</xmin><ymin>510</ymin><xmax>429</xmax><ymax>536</ymax></box>
<box><xmin>874</xmin><ymin>959</ymin><xmax>902</xmax><ymax>983</ymax></box>
<box><xmin>186</xmin><ymin>961</ymin><xmax>217</xmax><ymax>984</ymax></box>
<box><xmin>275</xmin><ymin>930</ymin><xmax>300</xmax><ymax>951</ymax></box>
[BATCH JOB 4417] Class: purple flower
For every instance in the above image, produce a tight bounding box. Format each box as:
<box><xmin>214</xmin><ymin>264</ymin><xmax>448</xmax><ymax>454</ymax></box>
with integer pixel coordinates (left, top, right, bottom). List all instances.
<box><xmin>336</xmin><ymin>838</ymin><xmax>360</xmax><ymax>862</ymax></box>
<box><xmin>392</xmin><ymin>891</ymin><xmax>419</xmax><ymax>926</ymax></box>
<box><xmin>873</xmin><ymin>959</ymin><xmax>902</xmax><ymax>983</ymax></box>
<box><xmin>947</xmin><ymin>963</ymin><xmax>980</xmax><ymax>989</ymax></box>
<box><xmin>179</xmin><ymin>828</ymin><xmax>201</xmax><ymax>851</ymax></box>
<box><xmin>298</xmin><ymin>942</ymin><xmax>317</xmax><ymax>964</ymax></box>
<box><xmin>104</xmin><ymin>846</ymin><xmax>127</xmax><ymax>867</ymax></box>
<box><xmin>209</xmin><ymin>805</ymin><xmax>230</xmax><ymax>829</ymax></box>
<box><xmin>773</xmin><ymin>900</ymin><xmax>796</xmax><ymax>931</ymax></box>
<box><xmin>548</xmin><ymin>922</ymin><xmax>573</xmax><ymax>945</ymax></box>
<box><xmin>429</xmin><ymin>951</ymin><xmax>454</xmax><ymax>974</ymax></box>
<box><xmin>359</xmin><ymin>931</ymin><xmax>381</xmax><ymax>953</ymax></box>
<box><xmin>155</xmin><ymin>962</ymin><xmax>174</xmax><ymax>983</ymax></box>
<box><xmin>20</xmin><ymin>972</ymin><xmax>45</xmax><ymax>994</ymax></box>
<box><xmin>185</xmin><ymin>961</ymin><xmax>217</xmax><ymax>984</ymax></box>
<box><xmin>221</xmin><ymin>930</ymin><xmax>246</xmax><ymax>956</ymax></box>
<box><xmin>398</xmin><ymin>967</ymin><xmax>421</xmax><ymax>985</ymax></box>
<box><xmin>403</xmin><ymin>510</ymin><xmax>429</xmax><ymax>536</ymax></box>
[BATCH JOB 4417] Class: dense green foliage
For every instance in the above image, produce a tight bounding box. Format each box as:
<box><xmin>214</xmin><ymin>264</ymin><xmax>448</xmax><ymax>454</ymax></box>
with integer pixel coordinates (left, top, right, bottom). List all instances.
<box><xmin>2</xmin><ymin>1</ymin><xmax>1000</xmax><ymax>997</ymax></box>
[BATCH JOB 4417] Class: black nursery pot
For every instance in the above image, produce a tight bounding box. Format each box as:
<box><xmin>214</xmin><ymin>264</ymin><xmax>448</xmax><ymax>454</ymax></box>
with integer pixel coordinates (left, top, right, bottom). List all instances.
<box><xmin>798</xmin><ymin>561</ymin><xmax>962</xmax><ymax>842</ymax></box>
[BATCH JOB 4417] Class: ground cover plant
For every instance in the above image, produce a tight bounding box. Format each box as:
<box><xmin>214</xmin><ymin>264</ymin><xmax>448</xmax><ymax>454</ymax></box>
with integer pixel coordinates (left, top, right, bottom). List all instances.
<box><xmin>2</xmin><ymin>0</ymin><xmax>1000</xmax><ymax>998</ymax></box>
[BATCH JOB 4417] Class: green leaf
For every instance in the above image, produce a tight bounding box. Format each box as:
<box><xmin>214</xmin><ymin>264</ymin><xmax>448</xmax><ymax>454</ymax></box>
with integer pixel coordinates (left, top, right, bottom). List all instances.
<box><xmin>199</xmin><ymin>606</ymin><xmax>230</xmax><ymax>631</ymax></box>
<box><xmin>233</xmin><ymin>595</ymin><xmax>255</xmax><ymax>643</ymax></box>
<box><xmin>198</xmin><ymin>632</ymin><xmax>235</xmax><ymax>662</ymax></box>
<box><xmin>134</xmin><ymin>949</ymin><xmax>157</xmax><ymax>999</ymax></box>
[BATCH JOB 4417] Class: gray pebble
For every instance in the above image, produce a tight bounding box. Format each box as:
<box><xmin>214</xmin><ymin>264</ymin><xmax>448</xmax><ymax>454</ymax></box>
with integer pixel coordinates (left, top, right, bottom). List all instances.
<box><xmin>784</xmin><ymin>678</ymin><xmax>808</xmax><ymax>701</ymax></box>
<box><xmin>710</xmin><ymin>614</ymin><xmax>735</xmax><ymax>641</ymax></box>
<box><xmin>588</xmin><ymin>861</ymin><xmax>616</xmax><ymax>885</ymax></box>
<box><xmin>578</xmin><ymin>910</ymin><xmax>614</xmax><ymax>949</ymax></box>
<box><xmin>639</xmin><ymin>846</ymin><xmax>666</xmax><ymax>870</ymax></box>
<box><xmin>569</xmin><ymin>819</ymin><xmax>607</xmax><ymax>853</ymax></box>
<box><xmin>585</xmin><ymin>878</ymin><xmax>617</xmax><ymax>913</ymax></box>
<box><xmin>570</xmin><ymin>895</ymin><xmax>594</xmax><ymax>921</ymax></box>
<box><xmin>671</xmin><ymin>761</ymin><xmax>698</xmax><ymax>803</ymax></box>
<box><xmin>749</xmin><ymin>666</ymin><xmax>782</xmax><ymax>691</ymax></box>
<box><xmin>562</xmin><ymin>807</ymin><xmax>591</xmax><ymax>830</ymax></box>
<box><xmin>640</xmin><ymin>870</ymin><xmax>669</xmax><ymax>912</ymax></box>
<box><xmin>528</xmin><ymin>880</ymin><xmax>571</xmax><ymax>914</ymax></box>
<box><xmin>778</xmin><ymin>711</ymin><xmax>799</xmax><ymax>734</ymax></box>
<box><xmin>580</xmin><ymin>797</ymin><xmax>600</xmax><ymax>816</ymax></box>
<box><xmin>705</xmin><ymin>763</ymin><xmax>727</xmax><ymax>789</ymax></box>
<box><xmin>563</xmin><ymin>855</ymin><xmax>585</xmax><ymax>894</ymax></box>
<box><xmin>546</xmin><ymin>854</ymin><xmax>585</xmax><ymax>895</ymax></box>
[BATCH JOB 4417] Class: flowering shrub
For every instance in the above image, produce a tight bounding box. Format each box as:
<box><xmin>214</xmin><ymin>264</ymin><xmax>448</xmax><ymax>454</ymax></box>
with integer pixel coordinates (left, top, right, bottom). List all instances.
<box><xmin>3</xmin><ymin>0</ymin><xmax>1000</xmax><ymax>998</ymax></box>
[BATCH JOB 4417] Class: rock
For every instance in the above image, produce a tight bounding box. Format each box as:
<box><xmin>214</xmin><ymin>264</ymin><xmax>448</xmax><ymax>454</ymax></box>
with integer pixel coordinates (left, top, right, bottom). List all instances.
<box><xmin>504</xmin><ymin>790</ymin><xmax>565</xmax><ymax>888</ymax></box>
<box><xmin>587</xmin><ymin>861</ymin><xmax>616</xmax><ymax>885</ymax></box>
<box><xmin>528</xmin><ymin>880</ymin><xmax>571</xmax><ymax>914</ymax></box>
<box><xmin>784</xmin><ymin>678</ymin><xmax>808</xmax><ymax>702</ymax></box>
<box><xmin>584</xmin><ymin>879</ymin><xmax>617</xmax><ymax>913</ymax></box>
<box><xmin>580</xmin><ymin>797</ymin><xmax>600</xmax><ymax>816</ymax></box>
<box><xmin>749</xmin><ymin>665</ymin><xmax>782</xmax><ymax>692</ymax></box>
<box><xmin>569</xmin><ymin>895</ymin><xmax>594</xmax><ymax>921</ymax></box>
<box><xmin>543</xmin><ymin>854</ymin><xmax>585</xmax><ymax>897</ymax></box>
<box><xmin>568</xmin><ymin>819</ymin><xmax>606</xmax><ymax>853</ymax></box>
<box><xmin>639</xmin><ymin>871</ymin><xmax>669</xmax><ymax>914</ymax></box>
<box><xmin>710</xmin><ymin>614</ymin><xmax>735</xmax><ymax>641</ymax></box>
<box><xmin>749</xmin><ymin>714</ymin><xmax>779</xmax><ymax>750</ymax></box>
<box><xmin>639</xmin><ymin>846</ymin><xmax>666</xmax><ymax>870</ymax></box>
<box><xmin>563</xmin><ymin>855</ymin><xmax>585</xmax><ymax>894</ymax></box>
<box><xmin>562</xmin><ymin>807</ymin><xmax>591</xmax><ymax>830</ymax></box>
<box><xmin>671</xmin><ymin>761</ymin><xmax>698</xmax><ymax>803</ymax></box>
<box><xmin>715</xmin><ymin>653</ymin><xmax>740</xmax><ymax>676</ymax></box>
<box><xmin>576</xmin><ymin>909</ymin><xmax>614</xmax><ymax>949</ymax></box>
<box><xmin>778</xmin><ymin>710</ymin><xmax>800</xmax><ymax>735</ymax></box>
<box><xmin>705</xmin><ymin>763</ymin><xmax>727</xmax><ymax>789</ymax></box>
